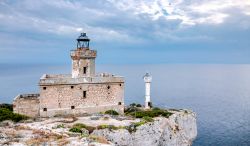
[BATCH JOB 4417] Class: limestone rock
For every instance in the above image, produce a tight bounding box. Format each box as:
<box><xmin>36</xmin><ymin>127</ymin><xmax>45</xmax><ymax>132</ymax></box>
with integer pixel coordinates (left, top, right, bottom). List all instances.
<box><xmin>92</xmin><ymin>111</ymin><xmax>197</xmax><ymax>146</ymax></box>
<box><xmin>0</xmin><ymin>120</ymin><xmax>14</xmax><ymax>127</ymax></box>
<box><xmin>81</xmin><ymin>128</ymin><xmax>89</xmax><ymax>136</ymax></box>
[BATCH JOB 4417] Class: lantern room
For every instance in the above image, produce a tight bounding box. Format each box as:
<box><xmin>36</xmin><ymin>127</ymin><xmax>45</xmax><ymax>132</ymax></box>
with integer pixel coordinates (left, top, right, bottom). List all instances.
<box><xmin>77</xmin><ymin>33</ymin><xmax>90</xmax><ymax>49</ymax></box>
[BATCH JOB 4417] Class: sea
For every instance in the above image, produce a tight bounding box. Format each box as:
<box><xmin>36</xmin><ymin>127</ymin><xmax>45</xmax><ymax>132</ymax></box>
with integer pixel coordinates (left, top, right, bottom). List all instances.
<box><xmin>0</xmin><ymin>64</ymin><xmax>250</xmax><ymax>146</ymax></box>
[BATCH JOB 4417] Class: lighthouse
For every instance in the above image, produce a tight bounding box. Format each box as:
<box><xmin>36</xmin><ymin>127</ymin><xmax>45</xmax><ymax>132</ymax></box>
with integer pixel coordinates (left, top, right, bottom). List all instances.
<box><xmin>143</xmin><ymin>72</ymin><xmax>152</xmax><ymax>109</ymax></box>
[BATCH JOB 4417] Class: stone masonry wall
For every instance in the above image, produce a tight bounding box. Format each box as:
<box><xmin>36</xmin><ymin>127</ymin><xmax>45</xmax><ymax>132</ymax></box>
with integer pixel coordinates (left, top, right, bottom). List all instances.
<box><xmin>13</xmin><ymin>96</ymin><xmax>40</xmax><ymax>118</ymax></box>
<box><xmin>72</xmin><ymin>58</ymin><xmax>95</xmax><ymax>78</ymax></box>
<box><xmin>39</xmin><ymin>82</ymin><xmax>124</xmax><ymax>117</ymax></box>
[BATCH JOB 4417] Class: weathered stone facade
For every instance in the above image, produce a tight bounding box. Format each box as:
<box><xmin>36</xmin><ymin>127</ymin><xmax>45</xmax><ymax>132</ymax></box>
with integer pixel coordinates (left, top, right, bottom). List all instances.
<box><xmin>39</xmin><ymin>74</ymin><xmax>124</xmax><ymax>117</ymax></box>
<box><xmin>13</xmin><ymin>94</ymin><xmax>40</xmax><ymax>118</ymax></box>
<box><xmin>13</xmin><ymin>33</ymin><xmax>125</xmax><ymax>117</ymax></box>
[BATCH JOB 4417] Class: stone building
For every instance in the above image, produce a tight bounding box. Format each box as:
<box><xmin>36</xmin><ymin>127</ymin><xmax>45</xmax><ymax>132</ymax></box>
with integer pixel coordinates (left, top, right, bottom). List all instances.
<box><xmin>13</xmin><ymin>33</ymin><xmax>125</xmax><ymax>117</ymax></box>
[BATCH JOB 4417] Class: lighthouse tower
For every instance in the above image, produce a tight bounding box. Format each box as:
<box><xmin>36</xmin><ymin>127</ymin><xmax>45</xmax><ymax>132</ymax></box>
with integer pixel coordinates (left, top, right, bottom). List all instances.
<box><xmin>143</xmin><ymin>72</ymin><xmax>152</xmax><ymax>109</ymax></box>
<box><xmin>71</xmin><ymin>33</ymin><xmax>97</xmax><ymax>78</ymax></box>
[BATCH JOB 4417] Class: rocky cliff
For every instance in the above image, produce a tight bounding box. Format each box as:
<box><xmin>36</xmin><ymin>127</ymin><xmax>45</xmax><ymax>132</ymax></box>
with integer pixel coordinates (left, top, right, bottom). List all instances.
<box><xmin>0</xmin><ymin>110</ymin><xmax>197</xmax><ymax>146</ymax></box>
<box><xmin>92</xmin><ymin>111</ymin><xmax>197</xmax><ymax>146</ymax></box>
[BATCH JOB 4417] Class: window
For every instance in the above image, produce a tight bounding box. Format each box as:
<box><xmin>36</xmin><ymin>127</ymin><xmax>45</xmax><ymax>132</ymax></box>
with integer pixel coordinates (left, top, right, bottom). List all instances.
<box><xmin>118</xmin><ymin>102</ymin><xmax>122</xmax><ymax>105</ymax></box>
<box><xmin>83</xmin><ymin>67</ymin><xmax>87</xmax><ymax>74</ymax></box>
<box><xmin>71</xmin><ymin>106</ymin><xmax>75</xmax><ymax>109</ymax></box>
<box><xmin>43</xmin><ymin>87</ymin><xmax>46</xmax><ymax>90</ymax></box>
<box><xmin>43</xmin><ymin>108</ymin><xmax>47</xmax><ymax>111</ymax></box>
<box><xmin>83</xmin><ymin>91</ymin><xmax>87</xmax><ymax>98</ymax></box>
<box><xmin>107</xmin><ymin>85</ymin><xmax>110</xmax><ymax>89</ymax></box>
<box><xmin>119</xmin><ymin>84</ymin><xmax>122</xmax><ymax>86</ymax></box>
<box><xmin>71</xmin><ymin>86</ymin><xmax>74</xmax><ymax>89</ymax></box>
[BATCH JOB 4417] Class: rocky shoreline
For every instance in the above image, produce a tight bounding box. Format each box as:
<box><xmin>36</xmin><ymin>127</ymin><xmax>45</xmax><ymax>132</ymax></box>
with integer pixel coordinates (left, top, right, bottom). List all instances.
<box><xmin>0</xmin><ymin>109</ymin><xmax>197</xmax><ymax>146</ymax></box>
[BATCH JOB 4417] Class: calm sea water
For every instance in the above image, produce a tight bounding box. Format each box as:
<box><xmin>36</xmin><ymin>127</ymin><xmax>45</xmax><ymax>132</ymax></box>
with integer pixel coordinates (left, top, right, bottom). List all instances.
<box><xmin>0</xmin><ymin>64</ymin><xmax>250</xmax><ymax>146</ymax></box>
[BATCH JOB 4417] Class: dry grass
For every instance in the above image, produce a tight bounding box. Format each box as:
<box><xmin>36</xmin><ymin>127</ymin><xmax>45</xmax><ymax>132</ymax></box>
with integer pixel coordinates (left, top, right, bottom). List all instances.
<box><xmin>102</xmin><ymin>116</ymin><xmax>109</xmax><ymax>120</ymax></box>
<box><xmin>25</xmin><ymin>137</ymin><xmax>49</xmax><ymax>145</ymax></box>
<box><xmin>5</xmin><ymin>129</ymin><xmax>17</xmax><ymax>138</ymax></box>
<box><xmin>57</xmin><ymin>138</ymin><xmax>70</xmax><ymax>146</ymax></box>
<box><xmin>1</xmin><ymin>138</ymin><xmax>19</xmax><ymax>145</ymax></box>
<box><xmin>32</xmin><ymin>129</ymin><xmax>47</xmax><ymax>135</ymax></box>
<box><xmin>89</xmin><ymin>135</ymin><xmax>110</xmax><ymax>144</ymax></box>
<box><xmin>26</xmin><ymin>130</ymin><xmax>65</xmax><ymax>145</ymax></box>
<box><xmin>30</xmin><ymin>129</ymin><xmax>64</xmax><ymax>142</ymax></box>
<box><xmin>14</xmin><ymin>125</ymin><xmax>32</xmax><ymax>130</ymax></box>
<box><xmin>56</xmin><ymin>116</ymin><xmax>78</xmax><ymax>123</ymax></box>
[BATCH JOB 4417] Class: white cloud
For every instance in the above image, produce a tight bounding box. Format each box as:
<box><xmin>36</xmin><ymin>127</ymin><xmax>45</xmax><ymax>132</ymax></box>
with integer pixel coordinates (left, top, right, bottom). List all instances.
<box><xmin>0</xmin><ymin>0</ymin><xmax>138</xmax><ymax>43</ymax></box>
<box><xmin>0</xmin><ymin>0</ymin><xmax>250</xmax><ymax>46</ymax></box>
<box><xmin>245</xmin><ymin>12</ymin><xmax>250</xmax><ymax>16</ymax></box>
<box><xmin>108</xmin><ymin>0</ymin><xmax>250</xmax><ymax>26</ymax></box>
<box><xmin>195</xmin><ymin>13</ymin><xmax>229</xmax><ymax>24</ymax></box>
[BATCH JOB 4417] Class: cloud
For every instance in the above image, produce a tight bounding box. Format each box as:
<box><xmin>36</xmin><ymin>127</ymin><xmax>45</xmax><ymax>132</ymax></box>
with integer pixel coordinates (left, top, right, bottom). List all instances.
<box><xmin>0</xmin><ymin>0</ymin><xmax>250</xmax><ymax>64</ymax></box>
<box><xmin>1</xmin><ymin>0</ymin><xmax>249</xmax><ymax>42</ymax></box>
<box><xmin>108</xmin><ymin>0</ymin><xmax>250</xmax><ymax>26</ymax></box>
<box><xmin>0</xmin><ymin>0</ymin><xmax>138</xmax><ymax>43</ymax></box>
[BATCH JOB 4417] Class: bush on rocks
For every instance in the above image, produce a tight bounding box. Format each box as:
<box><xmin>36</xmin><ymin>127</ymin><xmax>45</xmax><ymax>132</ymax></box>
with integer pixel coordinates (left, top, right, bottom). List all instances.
<box><xmin>97</xmin><ymin>124</ymin><xmax>120</xmax><ymax>131</ymax></box>
<box><xmin>142</xmin><ymin>116</ymin><xmax>154</xmax><ymax>122</ymax></box>
<box><xmin>126</xmin><ymin>107</ymin><xmax>173</xmax><ymax>118</ymax></box>
<box><xmin>69</xmin><ymin>127</ymin><xmax>82</xmax><ymax>133</ymax></box>
<box><xmin>0</xmin><ymin>104</ymin><xmax>13</xmax><ymax>111</ymax></box>
<box><xmin>0</xmin><ymin>108</ymin><xmax>28</xmax><ymax>122</ymax></box>
<box><xmin>69</xmin><ymin>123</ymin><xmax>95</xmax><ymax>134</ymax></box>
<box><xmin>104</xmin><ymin>110</ymin><xmax>119</xmax><ymax>115</ymax></box>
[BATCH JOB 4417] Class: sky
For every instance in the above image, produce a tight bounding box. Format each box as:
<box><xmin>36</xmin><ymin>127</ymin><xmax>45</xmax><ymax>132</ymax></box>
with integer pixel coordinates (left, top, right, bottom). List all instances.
<box><xmin>0</xmin><ymin>0</ymin><xmax>250</xmax><ymax>64</ymax></box>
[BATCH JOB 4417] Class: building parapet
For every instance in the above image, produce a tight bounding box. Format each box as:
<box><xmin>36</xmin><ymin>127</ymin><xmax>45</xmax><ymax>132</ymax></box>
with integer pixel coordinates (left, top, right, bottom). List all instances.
<box><xmin>14</xmin><ymin>94</ymin><xmax>40</xmax><ymax>100</ymax></box>
<box><xmin>40</xmin><ymin>74</ymin><xmax>71</xmax><ymax>79</ymax></box>
<box><xmin>39</xmin><ymin>74</ymin><xmax>124</xmax><ymax>85</ymax></box>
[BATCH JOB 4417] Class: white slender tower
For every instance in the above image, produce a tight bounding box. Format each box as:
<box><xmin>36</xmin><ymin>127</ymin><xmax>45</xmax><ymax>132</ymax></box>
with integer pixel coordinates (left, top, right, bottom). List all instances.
<box><xmin>143</xmin><ymin>72</ymin><xmax>152</xmax><ymax>109</ymax></box>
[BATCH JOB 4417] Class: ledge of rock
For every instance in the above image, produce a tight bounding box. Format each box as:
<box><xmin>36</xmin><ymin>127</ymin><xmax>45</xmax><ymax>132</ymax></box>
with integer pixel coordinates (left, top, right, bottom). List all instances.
<box><xmin>92</xmin><ymin>111</ymin><xmax>197</xmax><ymax>146</ymax></box>
<box><xmin>0</xmin><ymin>109</ymin><xmax>197</xmax><ymax>146</ymax></box>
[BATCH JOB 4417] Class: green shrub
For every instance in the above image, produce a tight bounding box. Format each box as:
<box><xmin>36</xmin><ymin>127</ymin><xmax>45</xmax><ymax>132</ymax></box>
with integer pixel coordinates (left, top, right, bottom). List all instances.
<box><xmin>142</xmin><ymin>116</ymin><xmax>154</xmax><ymax>122</ymax></box>
<box><xmin>69</xmin><ymin>123</ymin><xmax>86</xmax><ymax>133</ymax></box>
<box><xmin>97</xmin><ymin>124</ymin><xmax>119</xmax><ymax>130</ymax></box>
<box><xmin>124</xmin><ymin>106</ymin><xmax>141</xmax><ymax>114</ymax></box>
<box><xmin>56</xmin><ymin>124</ymin><xmax>65</xmax><ymax>128</ymax></box>
<box><xmin>0</xmin><ymin>104</ymin><xmax>13</xmax><ymax>111</ymax></box>
<box><xmin>104</xmin><ymin>110</ymin><xmax>119</xmax><ymax>115</ymax></box>
<box><xmin>129</xmin><ymin>103</ymin><xmax>142</xmax><ymax>107</ymax></box>
<box><xmin>97</xmin><ymin>124</ymin><xmax>109</xmax><ymax>129</ymax></box>
<box><xmin>126</xmin><ymin>121</ymin><xmax>146</xmax><ymax>133</ymax></box>
<box><xmin>134</xmin><ymin>121</ymin><xmax>146</xmax><ymax>127</ymax></box>
<box><xmin>109</xmin><ymin>125</ymin><xmax>119</xmax><ymax>130</ymax></box>
<box><xmin>161</xmin><ymin>112</ymin><xmax>172</xmax><ymax>118</ymax></box>
<box><xmin>70</xmin><ymin>123</ymin><xmax>86</xmax><ymax>134</ymax></box>
<box><xmin>0</xmin><ymin>108</ymin><xmax>28</xmax><ymax>122</ymax></box>
<box><xmin>73</xmin><ymin>123</ymin><xmax>86</xmax><ymax>129</ymax></box>
<box><xmin>130</xmin><ymin>103</ymin><xmax>137</xmax><ymax>107</ymax></box>
<box><xmin>126</xmin><ymin>107</ymin><xmax>173</xmax><ymax>118</ymax></box>
<box><xmin>70</xmin><ymin>123</ymin><xmax>95</xmax><ymax>134</ymax></box>
<box><xmin>69</xmin><ymin>127</ymin><xmax>82</xmax><ymax>133</ymax></box>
